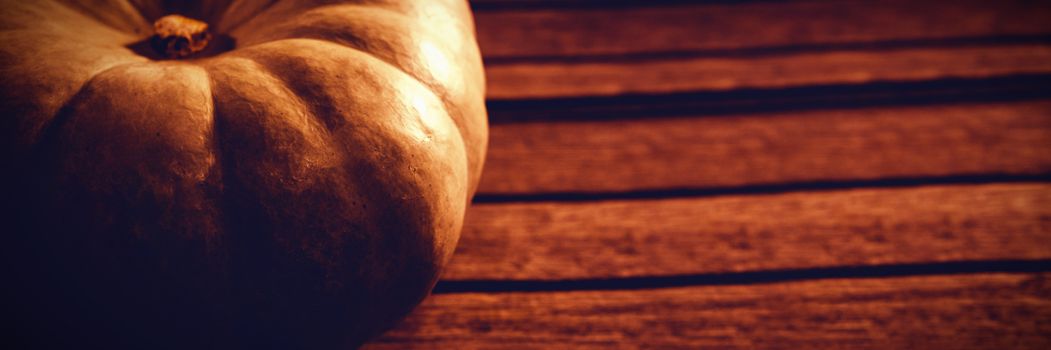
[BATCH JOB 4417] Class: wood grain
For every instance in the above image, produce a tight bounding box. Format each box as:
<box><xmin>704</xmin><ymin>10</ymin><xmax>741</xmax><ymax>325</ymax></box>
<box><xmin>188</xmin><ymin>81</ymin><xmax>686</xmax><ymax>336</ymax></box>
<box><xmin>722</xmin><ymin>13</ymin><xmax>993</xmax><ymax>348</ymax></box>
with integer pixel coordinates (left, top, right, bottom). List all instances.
<box><xmin>486</xmin><ymin>44</ymin><xmax>1051</xmax><ymax>99</ymax></box>
<box><xmin>477</xmin><ymin>100</ymin><xmax>1051</xmax><ymax>195</ymax></box>
<box><xmin>374</xmin><ymin>2</ymin><xmax>1051</xmax><ymax>348</ymax></box>
<box><xmin>474</xmin><ymin>0</ymin><xmax>1051</xmax><ymax>59</ymax></box>
<box><xmin>366</xmin><ymin>273</ymin><xmax>1051</xmax><ymax>349</ymax></box>
<box><xmin>446</xmin><ymin>183</ymin><xmax>1051</xmax><ymax>280</ymax></box>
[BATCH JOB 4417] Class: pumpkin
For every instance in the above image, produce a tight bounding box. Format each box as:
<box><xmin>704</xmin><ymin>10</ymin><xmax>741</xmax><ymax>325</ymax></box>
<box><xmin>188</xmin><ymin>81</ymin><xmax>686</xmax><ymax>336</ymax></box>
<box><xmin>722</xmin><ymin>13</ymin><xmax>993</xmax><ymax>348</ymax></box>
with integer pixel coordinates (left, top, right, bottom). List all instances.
<box><xmin>0</xmin><ymin>0</ymin><xmax>487</xmax><ymax>348</ymax></box>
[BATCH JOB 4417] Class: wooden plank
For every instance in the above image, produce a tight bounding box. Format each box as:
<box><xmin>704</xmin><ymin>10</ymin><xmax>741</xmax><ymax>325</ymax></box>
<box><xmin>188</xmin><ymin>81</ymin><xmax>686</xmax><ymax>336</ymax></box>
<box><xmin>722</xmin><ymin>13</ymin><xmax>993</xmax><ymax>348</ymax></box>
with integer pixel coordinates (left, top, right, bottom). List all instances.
<box><xmin>473</xmin><ymin>0</ymin><xmax>1051</xmax><ymax>59</ymax></box>
<box><xmin>447</xmin><ymin>183</ymin><xmax>1051</xmax><ymax>280</ymax></box>
<box><xmin>476</xmin><ymin>100</ymin><xmax>1051</xmax><ymax>195</ymax></box>
<box><xmin>486</xmin><ymin>44</ymin><xmax>1051</xmax><ymax>99</ymax></box>
<box><xmin>366</xmin><ymin>273</ymin><xmax>1051</xmax><ymax>349</ymax></box>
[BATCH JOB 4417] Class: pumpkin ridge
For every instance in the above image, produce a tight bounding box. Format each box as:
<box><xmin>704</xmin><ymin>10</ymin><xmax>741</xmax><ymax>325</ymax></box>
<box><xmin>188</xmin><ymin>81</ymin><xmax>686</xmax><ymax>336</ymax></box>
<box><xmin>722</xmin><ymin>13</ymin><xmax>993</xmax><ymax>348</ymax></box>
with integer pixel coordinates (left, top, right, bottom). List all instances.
<box><xmin>230</xmin><ymin>40</ymin><xmax>349</xmax><ymax>132</ymax></box>
<box><xmin>293</xmin><ymin>30</ymin><xmax>482</xmax><ymax>199</ymax></box>
<box><xmin>226</xmin><ymin>2</ymin><xmax>486</xmax><ymax>197</ymax></box>
<box><xmin>204</xmin><ymin>52</ymin><xmax>358</xmax><ymax>277</ymax></box>
<box><xmin>204</xmin><ymin>55</ymin><xmax>323</xmax><ymax>135</ymax></box>
<box><xmin>253</xmin><ymin>5</ymin><xmax>468</xmax><ymax>128</ymax></box>
<box><xmin>0</xmin><ymin>30</ymin><xmax>145</xmax><ymax>159</ymax></box>
<box><xmin>200</xmin><ymin>62</ymin><xmax>230</xmax><ymax>249</ymax></box>
<box><xmin>235</xmin><ymin>5</ymin><xmax>462</xmax><ymax>122</ymax></box>
<box><xmin>239</xmin><ymin>38</ymin><xmax>460</xmax><ymax>134</ymax></box>
<box><xmin>25</xmin><ymin>60</ymin><xmax>145</xmax><ymax>159</ymax></box>
<box><xmin>203</xmin><ymin>37</ymin><xmax>467</xmax><ymax>346</ymax></box>
<box><xmin>241</xmin><ymin>37</ymin><xmax>475</xmax><ymax>201</ymax></box>
<box><xmin>205</xmin><ymin>44</ymin><xmax>426</xmax><ymax>277</ymax></box>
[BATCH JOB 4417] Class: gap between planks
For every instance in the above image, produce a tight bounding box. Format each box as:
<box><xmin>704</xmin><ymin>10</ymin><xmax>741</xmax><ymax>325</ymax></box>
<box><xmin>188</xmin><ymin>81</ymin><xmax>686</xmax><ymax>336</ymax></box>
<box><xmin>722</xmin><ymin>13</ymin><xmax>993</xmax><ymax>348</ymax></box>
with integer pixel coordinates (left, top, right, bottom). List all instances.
<box><xmin>366</xmin><ymin>273</ymin><xmax>1051</xmax><ymax>349</ymax></box>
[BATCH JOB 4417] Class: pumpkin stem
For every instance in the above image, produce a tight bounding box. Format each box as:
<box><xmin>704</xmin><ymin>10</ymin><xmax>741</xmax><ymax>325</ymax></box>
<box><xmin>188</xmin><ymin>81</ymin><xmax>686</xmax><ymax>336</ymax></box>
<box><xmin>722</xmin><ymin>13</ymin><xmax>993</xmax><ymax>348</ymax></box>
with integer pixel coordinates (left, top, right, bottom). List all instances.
<box><xmin>151</xmin><ymin>14</ymin><xmax>212</xmax><ymax>59</ymax></box>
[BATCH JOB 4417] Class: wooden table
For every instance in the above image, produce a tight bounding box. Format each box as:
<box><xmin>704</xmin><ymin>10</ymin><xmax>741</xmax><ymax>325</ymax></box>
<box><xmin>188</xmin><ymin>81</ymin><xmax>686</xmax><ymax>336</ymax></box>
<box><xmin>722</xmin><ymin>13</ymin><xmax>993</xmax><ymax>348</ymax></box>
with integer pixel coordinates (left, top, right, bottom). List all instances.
<box><xmin>366</xmin><ymin>1</ymin><xmax>1051</xmax><ymax>348</ymax></box>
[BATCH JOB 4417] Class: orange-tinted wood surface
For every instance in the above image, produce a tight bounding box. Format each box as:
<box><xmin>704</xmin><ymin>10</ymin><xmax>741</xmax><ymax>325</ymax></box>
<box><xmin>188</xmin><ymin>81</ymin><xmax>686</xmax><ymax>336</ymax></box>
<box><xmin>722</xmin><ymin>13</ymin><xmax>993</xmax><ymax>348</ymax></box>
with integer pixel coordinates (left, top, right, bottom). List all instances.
<box><xmin>368</xmin><ymin>273</ymin><xmax>1051</xmax><ymax>349</ymax></box>
<box><xmin>477</xmin><ymin>101</ymin><xmax>1051</xmax><ymax>195</ymax></box>
<box><xmin>363</xmin><ymin>0</ymin><xmax>1051</xmax><ymax>348</ymax></box>
<box><xmin>474</xmin><ymin>0</ymin><xmax>1051</xmax><ymax>59</ymax></box>
<box><xmin>486</xmin><ymin>44</ymin><xmax>1051</xmax><ymax>99</ymax></box>
<box><xmin>446</xmin><ymin>183</ymin><xmax>1051</xmax><ymax>280</ymax></box>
